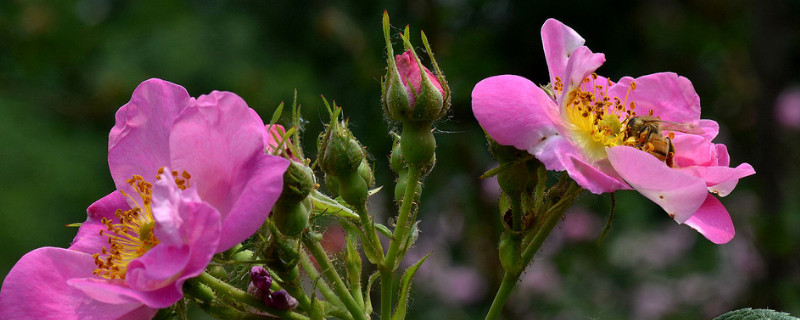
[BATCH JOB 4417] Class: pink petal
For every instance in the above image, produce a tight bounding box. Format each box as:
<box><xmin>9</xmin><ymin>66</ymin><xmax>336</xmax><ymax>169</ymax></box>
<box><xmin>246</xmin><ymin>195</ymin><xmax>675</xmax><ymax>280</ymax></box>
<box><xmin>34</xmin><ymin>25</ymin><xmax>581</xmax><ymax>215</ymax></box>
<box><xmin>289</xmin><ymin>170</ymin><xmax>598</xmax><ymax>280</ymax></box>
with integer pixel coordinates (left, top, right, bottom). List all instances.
<box><xmin>0</xmin><ymin>248</ymin><xmax>153</xmax><ymax>320</ymax></box>
<box><xmin>472</xmin><ymin>75</ymin><xmax>560</xmax><ymax>151</ymax></box>
<box><xmin>671</xmin><ymin>134</ymin><xmax>716</xmax><ymax>167</ymax></box>
<box><xmin>684</xmin><ymin>194</ymin><xmax>735</xmax><ymax>244</ymax></box>
<box><xmin>607</xmin><ymin>146</ymin><xmax>708</xmax><ymax>223</ymax></box>
<box><xmin>68</xmin><ymin>278</ymin><xmax>177</xmax><ymax>309</ymax></box>
<box><xmin>541</xmin><ymin>18</ymin><xmax>586</xmax><ymax>86</ymax></box>
<box><xmin>697</xmin><ymin>120</ymin><xmax>719</xmax><ymax>140</ymax></box>
<box><xmin>70</xmin><ymin>191</ymin><xmax>131</xmax><ymax>254</ymax></box>
<box><xmin>715</xmin><ymin>144</ymin><xmax>730</xmax><ymax>167</ymax></box>
<box><xmin>169</xmin><ymin>90</ymin><xmax>289</xmax><ymax>251</ymax></box>
<box><xmin>127</xmin><ymin>176</ymin><xmax>220</xmax><ymax>305</ymax></box>
<box><xmin>559</xmin><ymin>46</ymin><xmax>606</xmax><ymax>99</ymax></box>
<box><xmin>533</xmin><ymin>136</ymin><xmax>629</xmax><ymax>194</ymax></box>
<box><xmin>396</xmin><ymin>50</ymin><xmax>444</xmax><ymax>106</ymax></box>
<box><xmin>608</xmin><ymin>73</ymin><xmax>700</xmax><ymax>124</ymax></box>
<box><xmin>683</xmin><ymin>163</ymin><xmax>755</xmax><ymax>190</ymax></box>
<box><xmin>108</xmin><ymin>79</ymin><xmax>191</xmax><ymax>194</ymax></box>
<box><xmin>708</xmin><ymin>163</ymin><xmax>756</xmax><ymax>197</ymax></box>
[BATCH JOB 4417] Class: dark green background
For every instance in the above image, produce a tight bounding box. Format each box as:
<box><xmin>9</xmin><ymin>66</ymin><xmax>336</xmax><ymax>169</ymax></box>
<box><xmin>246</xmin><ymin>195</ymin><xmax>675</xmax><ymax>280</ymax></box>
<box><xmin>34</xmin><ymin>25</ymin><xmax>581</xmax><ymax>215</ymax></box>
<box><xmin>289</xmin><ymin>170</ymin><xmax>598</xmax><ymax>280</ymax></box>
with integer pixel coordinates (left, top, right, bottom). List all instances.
<box><xmin>1</xmin><ymin>0</ymin><xmax>799</xmax><ymax>319</ymax></box>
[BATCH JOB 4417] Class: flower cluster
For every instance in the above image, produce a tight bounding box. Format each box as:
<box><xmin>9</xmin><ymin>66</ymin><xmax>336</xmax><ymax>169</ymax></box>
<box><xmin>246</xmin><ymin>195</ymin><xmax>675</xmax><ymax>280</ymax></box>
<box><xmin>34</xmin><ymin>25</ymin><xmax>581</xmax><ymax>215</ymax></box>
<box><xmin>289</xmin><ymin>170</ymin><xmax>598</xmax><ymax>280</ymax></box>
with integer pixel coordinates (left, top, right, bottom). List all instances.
<box><xmin>472</xmin><ymin>19</ymin><xmax>754</xmax><ymax>244</ymax></box>
<box><xmin>0</xmin><ymin>79</ymin><xmax>289</xmax><ymax>319</ymax></box>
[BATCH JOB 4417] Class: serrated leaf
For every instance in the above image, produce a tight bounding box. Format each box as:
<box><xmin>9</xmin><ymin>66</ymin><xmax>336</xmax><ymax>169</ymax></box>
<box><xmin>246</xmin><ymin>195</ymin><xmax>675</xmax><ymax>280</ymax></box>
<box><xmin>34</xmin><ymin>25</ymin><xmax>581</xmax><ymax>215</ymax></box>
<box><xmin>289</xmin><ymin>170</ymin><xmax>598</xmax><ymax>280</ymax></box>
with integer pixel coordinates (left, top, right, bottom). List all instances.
<box><xmin>713</xmin><ymin>308</ymin><xmax>798</xmax><ymax>320</ymax></box>
<box><xmin>391</xmin><ymin>252</ymin><xmax>431</xmax><ymax>320</ymax></box>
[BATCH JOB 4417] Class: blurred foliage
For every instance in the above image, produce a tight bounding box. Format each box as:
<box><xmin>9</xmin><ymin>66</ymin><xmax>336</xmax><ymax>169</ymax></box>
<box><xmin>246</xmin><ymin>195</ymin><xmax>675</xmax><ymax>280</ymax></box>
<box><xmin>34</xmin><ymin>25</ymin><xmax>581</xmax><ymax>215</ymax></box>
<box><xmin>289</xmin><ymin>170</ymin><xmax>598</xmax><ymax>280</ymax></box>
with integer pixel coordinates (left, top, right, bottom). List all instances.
<box><xmin>1</xmin><ymin>0</ymin><xmax>799</xmax><ymax>319</ymax></box>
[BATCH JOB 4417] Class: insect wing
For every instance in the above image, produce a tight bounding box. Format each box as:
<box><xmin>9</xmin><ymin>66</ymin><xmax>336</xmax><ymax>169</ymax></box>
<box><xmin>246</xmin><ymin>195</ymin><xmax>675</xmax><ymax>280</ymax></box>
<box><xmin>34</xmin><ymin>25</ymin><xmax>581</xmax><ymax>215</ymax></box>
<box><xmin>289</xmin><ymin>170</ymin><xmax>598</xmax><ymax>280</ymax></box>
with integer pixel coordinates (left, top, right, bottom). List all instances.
<box><xmin>659</xmin><ymin>121</ymin><xmax>704</xmax><ymax>135</ymax></box>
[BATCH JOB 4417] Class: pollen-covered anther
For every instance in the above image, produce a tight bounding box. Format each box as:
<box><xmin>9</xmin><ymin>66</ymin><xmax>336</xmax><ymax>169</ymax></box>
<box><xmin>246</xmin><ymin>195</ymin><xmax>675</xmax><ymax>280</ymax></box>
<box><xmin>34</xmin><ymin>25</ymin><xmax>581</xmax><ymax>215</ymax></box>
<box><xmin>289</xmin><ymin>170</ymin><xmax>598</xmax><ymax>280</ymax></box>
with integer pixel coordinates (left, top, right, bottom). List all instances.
<box><xmin>92</xmin><ymin>175</ymin><xmax>160</xmax><ymax>280</ymax></box>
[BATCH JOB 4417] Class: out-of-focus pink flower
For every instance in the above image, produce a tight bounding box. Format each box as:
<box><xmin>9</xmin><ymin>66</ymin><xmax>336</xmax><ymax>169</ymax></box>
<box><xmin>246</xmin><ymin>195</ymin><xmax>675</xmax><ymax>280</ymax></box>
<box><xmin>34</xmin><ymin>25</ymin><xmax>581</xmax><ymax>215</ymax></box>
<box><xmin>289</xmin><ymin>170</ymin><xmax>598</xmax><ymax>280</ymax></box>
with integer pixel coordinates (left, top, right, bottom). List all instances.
<box><xmin>472</xmin><ymin>19</ymin><xmax>754</xmax><ymax>244</ymax></box>
<box><xmin>775</xmin><ymin>85</ymin><xmax>800</xmax><ymax>130</ymax></box>
<box><xmin>0</xmin><ymin>79</ymin><xmax>290</xmax><ymax>319</ymax></box>
<box><xmin>266</xmin><ymin>124</ymin><xmax>301</xmax><ymax>161</ymax></box>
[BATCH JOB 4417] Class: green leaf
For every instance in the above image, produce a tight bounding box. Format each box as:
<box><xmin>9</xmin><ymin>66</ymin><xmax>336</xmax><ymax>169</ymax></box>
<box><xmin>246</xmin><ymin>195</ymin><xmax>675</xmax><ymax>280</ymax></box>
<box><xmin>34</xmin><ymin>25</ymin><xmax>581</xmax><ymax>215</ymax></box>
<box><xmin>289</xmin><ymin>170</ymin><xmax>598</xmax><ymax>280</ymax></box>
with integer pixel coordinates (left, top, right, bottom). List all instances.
<box><xmin>714</xmin><ymin>308</ymin><xmax>798</xmax><ymax>320</ymax></box>
<box><xmin>364</xmin><ymin>271</ymin><xmax>379</xmax><ymax>316</ymax></box>
<box><xmin>391</xmin><ymin>252</ymin><xmax>431</xmax><ymax>320</ymax></box>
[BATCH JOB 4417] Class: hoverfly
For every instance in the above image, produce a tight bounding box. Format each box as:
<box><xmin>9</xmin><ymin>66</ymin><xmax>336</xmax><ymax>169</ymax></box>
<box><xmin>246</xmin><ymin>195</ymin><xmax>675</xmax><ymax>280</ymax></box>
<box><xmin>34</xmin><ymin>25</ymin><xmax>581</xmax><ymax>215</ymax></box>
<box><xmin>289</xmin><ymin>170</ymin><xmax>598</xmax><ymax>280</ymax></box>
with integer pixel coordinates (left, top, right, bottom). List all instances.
<box><xmin>623</xmin><ymin>116</ymin><xmax>703</xmax><ymax>167</ymax></box>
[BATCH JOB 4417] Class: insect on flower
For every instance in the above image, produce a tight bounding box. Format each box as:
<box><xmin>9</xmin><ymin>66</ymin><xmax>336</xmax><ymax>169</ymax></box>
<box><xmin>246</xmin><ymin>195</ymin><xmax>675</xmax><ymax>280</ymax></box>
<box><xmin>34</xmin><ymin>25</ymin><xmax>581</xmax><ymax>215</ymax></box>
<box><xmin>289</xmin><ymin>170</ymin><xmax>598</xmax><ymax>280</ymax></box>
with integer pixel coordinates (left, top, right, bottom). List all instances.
<box><xmin>623</xmin><ymin>115</ymin><xmax>704</xmax><ymax>167</ymax></box>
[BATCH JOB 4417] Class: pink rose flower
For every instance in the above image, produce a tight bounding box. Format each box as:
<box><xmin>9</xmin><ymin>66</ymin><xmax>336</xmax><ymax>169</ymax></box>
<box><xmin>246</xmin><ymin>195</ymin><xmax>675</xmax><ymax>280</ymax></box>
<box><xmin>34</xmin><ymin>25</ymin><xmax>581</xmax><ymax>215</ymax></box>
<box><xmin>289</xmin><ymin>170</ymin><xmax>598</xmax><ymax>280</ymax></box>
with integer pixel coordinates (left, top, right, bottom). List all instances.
<box><xmin>108</xmin><ymin>79</ymin><xmax>289</xmax><ymax>251</ymax></box>
<box><xmin>472</xmin><ymin>19</ymin><xmax>754</xmax><ymax>243</ymax></box>
<box><xmin>0</xmin><ymin>79</ymin><xmax>289</xmax><ymax>318</ymax></box>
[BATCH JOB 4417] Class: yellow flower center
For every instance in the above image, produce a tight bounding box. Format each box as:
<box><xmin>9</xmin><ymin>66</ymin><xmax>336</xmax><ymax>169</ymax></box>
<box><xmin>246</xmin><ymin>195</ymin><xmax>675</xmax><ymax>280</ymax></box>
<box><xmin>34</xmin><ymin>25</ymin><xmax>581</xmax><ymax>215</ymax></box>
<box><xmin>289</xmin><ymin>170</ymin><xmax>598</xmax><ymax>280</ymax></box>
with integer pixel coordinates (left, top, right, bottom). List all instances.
<box><xmin>555</xmin><ymin>74</ymin><xmax>641</xmax><ymax>161</ymax></box>
<box><xmin>92</xmin><ymin>168</ymin><xmax>192</xmax><ymax>280</ymax></box>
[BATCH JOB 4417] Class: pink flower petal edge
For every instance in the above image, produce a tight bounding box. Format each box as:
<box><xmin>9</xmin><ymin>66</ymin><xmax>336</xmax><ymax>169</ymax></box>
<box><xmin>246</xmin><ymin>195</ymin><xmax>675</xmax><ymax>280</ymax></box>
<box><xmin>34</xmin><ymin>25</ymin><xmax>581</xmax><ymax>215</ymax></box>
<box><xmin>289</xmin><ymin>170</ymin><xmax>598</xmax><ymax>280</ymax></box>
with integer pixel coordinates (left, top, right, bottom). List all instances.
<box><xmin>0</xmin><ymin>248</ymin><xmax>158</xmax><ymax>320</ymax></box>
<box><xmin>684</xmin><ymin>194</ymin><xmax>735</xmax><ymax>244</ymax></box>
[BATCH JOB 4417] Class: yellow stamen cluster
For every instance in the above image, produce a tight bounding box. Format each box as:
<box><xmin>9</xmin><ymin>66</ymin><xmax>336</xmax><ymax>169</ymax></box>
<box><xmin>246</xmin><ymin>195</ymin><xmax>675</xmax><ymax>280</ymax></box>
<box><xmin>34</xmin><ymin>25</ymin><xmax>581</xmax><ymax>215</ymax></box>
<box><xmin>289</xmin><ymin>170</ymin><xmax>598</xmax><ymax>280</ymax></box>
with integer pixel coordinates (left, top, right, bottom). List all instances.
<box><xmin>558</xmin><ymin>74</ymin><xmax>639</xmax><ymax>160</ymax></box>
<box><xmin>93</xmin><ymin>175</ymin><xmax>158</xmax><ymax>280</ymax></box>
<box><xmin>92</xmin><ymin>167</ymin><xmax>191</xmax><ymax>280</ymax></box>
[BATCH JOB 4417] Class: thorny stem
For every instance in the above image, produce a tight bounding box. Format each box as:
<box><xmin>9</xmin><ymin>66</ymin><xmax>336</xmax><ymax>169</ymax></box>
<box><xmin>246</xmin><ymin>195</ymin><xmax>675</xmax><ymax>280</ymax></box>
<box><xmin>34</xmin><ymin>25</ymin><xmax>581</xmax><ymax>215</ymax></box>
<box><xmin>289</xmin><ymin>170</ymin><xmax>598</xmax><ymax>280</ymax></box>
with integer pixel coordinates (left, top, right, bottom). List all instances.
<box><xmin>192</xmin><ymin>272</ymin><xmax>310</xmax><ymax>320</ymax></box>
<box><xmin>382</xmin><ymin>166</ymin><xmax>423</xmax><ymax>319</ymax></box>
<box><xmin>303</xmin><ymin>235</ymin><xmax>367</xmax><ymax>320</ymax></box>
<box><xmin>297</xmin><ymin>247</ymin><xmax>350</xmax><ymax>319</ymax></box>
<box><xmin>484</xmin><ymin>271</ymin><xmax>520</xmax><ymax>320</ymax></box>
<box><xmin>485</xmin><ymin>182</ymin><xmax>582</xmax><ymax>320</ymax></box>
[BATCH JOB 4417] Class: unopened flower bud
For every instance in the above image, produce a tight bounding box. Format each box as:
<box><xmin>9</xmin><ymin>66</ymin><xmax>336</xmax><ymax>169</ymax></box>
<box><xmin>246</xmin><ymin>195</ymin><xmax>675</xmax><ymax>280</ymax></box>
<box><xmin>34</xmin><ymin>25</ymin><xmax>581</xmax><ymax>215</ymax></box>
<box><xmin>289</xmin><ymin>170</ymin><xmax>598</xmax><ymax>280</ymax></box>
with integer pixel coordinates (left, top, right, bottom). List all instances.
<box><xmin>272</xmin><ymin>197</ymin><xmax>311</xmax><ymax>238</ymax></box>
<box><xmin>487</xmin><ymin>137</ymin><xmax>537</xmax><ymax>199</ymax></box>
<box><xmin>250</xmin><ymin>266</ymin><xmax>272</xmax><ymax>293</ymax></box>
<box><xmin>381</xmin><ymin>12</ymin><xmax>450</xmax><ymax>123</ymax></box>
<box><xmin>266</xmin><ymin>289</ymin><xmax>299</xmax><ymax>310</ymax></box>
<box><xmin>279</xmin><ymin>161</ymin><xmax>315</xmax><ymax>203</ymax></box>
<box><xmin>317</xmin><ymin>117</ymin><xmax>371</xmax><ymax>206</ymax></box>
<box><xmin>357</xmin><ymin>159</ymin><xmax>375</xmax><ymax>188</ymax></box>
<box><xmin>318</xmin><ymin>120</ymin><xmax>364</xmax><ymax>177</ymax></box>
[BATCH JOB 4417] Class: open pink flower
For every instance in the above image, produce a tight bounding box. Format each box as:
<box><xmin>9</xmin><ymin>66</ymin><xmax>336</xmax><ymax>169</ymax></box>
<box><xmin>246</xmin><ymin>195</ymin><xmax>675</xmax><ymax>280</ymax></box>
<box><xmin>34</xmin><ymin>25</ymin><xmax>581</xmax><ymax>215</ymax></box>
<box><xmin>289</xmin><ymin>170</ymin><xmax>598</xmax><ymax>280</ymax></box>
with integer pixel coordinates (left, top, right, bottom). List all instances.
<box><xmin>472</xmin><ymin>19</ymin><xmax>754</xmax><ymax>243</ymax></box>
<box><xmin>108</xmin><ymin>79</ymin><xmax>289</xmax><ymax>251</ymax></box>
<box><xmin>0</xmin><ymin>79</ymin><xmax>290</xmax><ymax>318</ymax></box>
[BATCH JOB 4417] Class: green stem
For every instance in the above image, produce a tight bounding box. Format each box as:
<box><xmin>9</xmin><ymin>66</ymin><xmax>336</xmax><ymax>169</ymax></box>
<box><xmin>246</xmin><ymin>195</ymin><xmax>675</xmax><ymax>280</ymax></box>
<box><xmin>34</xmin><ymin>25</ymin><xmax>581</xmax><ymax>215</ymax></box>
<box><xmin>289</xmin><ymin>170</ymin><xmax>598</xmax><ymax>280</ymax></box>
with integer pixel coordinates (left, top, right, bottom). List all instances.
<box><xmin>382</xmin><ymin>166</ymin><xmax>423</xmax><ymax>319</ymax></box>
<box><xmin>298</xmin><ymin>248</ymin><xmax>349</xmax><ymax>318</ymax></box>
<box><xmin>303</xmin><ymin>235</ymin><xmax>367</xmax><ymax>320</ymax></box>
<box><xmin>485</xmin><ymin>182</ymin><xmax>582</xmax><ymax>320</ymax></box>
<box><xmin>384</xmin><ymin>166</ymin><xmax>422</xmax><ymax>268</ymax></box>
<box><xmin>193</xmin><ymin>272</ymin><xmax>309</xmax><ymax>320</ymax></box>
<box><xmin>380</xmin><ymin>267</ymin><xmax>393</xmax><ymax>320</ymax></box>
<box><xmin>521</xmin><ymin>183</ymin><xmax>581</xmax><ymax>263</ymax></box>
<box><xmin>484</xmin><ymin>272</ymin><xmax>520</xmax><ymax>320</ymax></box>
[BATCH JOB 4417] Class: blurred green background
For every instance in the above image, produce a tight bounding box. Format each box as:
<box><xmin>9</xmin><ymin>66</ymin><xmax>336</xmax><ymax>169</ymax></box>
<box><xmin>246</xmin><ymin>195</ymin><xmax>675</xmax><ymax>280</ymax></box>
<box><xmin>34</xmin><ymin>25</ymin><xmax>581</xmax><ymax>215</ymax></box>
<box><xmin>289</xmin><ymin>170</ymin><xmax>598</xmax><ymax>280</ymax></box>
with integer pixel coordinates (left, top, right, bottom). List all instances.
<box><xmin>2</xmin><ymin>0</ymin><xmax>799</xmax><ymax>319</ymax></box>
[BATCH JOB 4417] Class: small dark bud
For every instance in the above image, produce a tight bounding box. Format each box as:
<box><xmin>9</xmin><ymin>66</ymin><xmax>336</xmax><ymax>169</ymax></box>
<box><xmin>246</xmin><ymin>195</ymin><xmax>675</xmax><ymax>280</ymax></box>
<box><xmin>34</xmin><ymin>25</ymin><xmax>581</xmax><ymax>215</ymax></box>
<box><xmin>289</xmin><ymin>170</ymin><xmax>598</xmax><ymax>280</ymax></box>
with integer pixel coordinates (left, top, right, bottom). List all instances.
<box><xmin>250</xmin><ymin>266</ymin><xmax>272</xmax><ymax>294</ymax></box>
<box><xmin>266</xmin><ymin>289</ymin><xmax>299</xmax><ymax>310</ymax></box>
